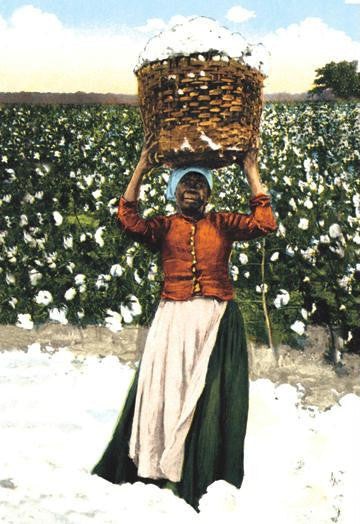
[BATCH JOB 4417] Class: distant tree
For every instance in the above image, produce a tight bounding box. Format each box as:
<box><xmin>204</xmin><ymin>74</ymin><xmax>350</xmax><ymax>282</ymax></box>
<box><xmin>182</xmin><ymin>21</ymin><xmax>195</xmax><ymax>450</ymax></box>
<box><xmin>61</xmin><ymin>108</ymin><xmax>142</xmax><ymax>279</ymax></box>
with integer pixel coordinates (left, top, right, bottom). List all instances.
<box><xmin>308</xmin><ymin>60</ymin><xmax>360</xmax><ymax>99</ymax></box>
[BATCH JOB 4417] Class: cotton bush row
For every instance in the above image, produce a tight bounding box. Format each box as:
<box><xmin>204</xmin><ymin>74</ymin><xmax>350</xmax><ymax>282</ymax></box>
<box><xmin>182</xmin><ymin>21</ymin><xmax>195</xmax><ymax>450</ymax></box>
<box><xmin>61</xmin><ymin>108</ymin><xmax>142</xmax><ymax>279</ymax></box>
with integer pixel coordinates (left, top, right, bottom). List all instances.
<box><xmin>0</xmin><ymin>102</ymin><xmax>359</xmax><ymax>351</ymax></box>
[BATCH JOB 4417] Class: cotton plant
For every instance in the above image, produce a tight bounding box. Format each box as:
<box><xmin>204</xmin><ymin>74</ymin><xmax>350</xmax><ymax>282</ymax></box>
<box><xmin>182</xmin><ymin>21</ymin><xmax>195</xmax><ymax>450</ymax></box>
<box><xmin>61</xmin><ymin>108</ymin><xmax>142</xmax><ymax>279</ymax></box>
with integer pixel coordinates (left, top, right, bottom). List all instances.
<box><xmin>0</xmin><ymin>102</ymin><xmax>359</xmax><ymax>353</ymax></box>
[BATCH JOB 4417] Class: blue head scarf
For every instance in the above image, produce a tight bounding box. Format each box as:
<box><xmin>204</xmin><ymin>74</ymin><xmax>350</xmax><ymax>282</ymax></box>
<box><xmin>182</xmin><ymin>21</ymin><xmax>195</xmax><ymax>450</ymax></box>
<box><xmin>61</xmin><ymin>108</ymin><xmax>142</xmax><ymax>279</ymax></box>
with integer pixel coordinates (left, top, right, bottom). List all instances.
<box><xmin>166</xmin><ymin>166</ymin><xmax>213</xmax><ymax>201</ymax></box>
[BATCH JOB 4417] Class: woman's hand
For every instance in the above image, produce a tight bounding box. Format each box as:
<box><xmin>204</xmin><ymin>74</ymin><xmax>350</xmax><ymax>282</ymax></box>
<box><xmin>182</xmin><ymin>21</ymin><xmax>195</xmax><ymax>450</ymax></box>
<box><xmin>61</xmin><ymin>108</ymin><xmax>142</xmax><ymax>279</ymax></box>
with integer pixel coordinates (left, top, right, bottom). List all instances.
<box><xmin>242</xmin><ymin>138</ymin><xmax>266</xmax><ymax>197</ymax></box>
<box><xmin>123</xmin><ymin>132</ymin><xmax>160</xmax><ymax>202</ymax></box>
<box><xmin>137</xmin><ymin>131</ymin><xmax>159</xmax><ymax>173</ymax></box>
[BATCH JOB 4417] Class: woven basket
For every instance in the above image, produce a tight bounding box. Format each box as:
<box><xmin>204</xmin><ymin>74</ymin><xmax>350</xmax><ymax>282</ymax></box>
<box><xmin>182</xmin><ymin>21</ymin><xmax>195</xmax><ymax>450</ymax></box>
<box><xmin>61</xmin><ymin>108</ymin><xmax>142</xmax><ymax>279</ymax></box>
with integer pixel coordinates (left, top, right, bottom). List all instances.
<box><xmin>135</xmin><ymin>51</ymin><xmax>265</xmax><ymax>168</ymax></box>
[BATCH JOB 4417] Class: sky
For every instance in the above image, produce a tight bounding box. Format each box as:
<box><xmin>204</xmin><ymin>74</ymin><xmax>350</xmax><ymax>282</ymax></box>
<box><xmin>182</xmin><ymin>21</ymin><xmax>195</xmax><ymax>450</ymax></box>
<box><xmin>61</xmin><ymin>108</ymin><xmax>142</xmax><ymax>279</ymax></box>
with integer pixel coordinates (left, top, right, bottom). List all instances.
<box><xmin>0</xmin><ymin>1</ymin><xmax>359</xmax><ymax>94</ymax></box>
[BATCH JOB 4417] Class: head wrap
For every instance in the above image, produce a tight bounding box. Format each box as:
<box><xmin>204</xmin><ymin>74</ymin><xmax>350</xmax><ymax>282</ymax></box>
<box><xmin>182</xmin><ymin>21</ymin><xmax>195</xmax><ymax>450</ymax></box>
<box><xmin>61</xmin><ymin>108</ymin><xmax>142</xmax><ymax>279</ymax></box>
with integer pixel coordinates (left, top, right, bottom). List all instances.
<box><xmin>166</xmin><ymin>166</ymin><xmax>213</xmax><ymax>201</ymax></box>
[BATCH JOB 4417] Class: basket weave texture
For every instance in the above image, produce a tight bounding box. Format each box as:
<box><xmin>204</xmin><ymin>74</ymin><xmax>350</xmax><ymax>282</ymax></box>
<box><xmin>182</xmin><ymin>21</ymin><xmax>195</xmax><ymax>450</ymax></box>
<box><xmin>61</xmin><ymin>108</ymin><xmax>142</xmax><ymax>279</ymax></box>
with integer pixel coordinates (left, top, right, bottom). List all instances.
<box><xmin>136</xmin><ymin>52</ymin><xmax>265</xmax><ymax>168</ymax></box>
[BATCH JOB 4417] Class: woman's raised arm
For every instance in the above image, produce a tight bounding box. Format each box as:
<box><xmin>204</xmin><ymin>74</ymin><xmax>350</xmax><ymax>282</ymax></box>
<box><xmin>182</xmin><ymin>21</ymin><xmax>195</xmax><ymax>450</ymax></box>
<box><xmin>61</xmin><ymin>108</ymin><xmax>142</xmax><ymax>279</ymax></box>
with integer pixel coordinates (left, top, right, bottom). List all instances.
<box><xmin>124</xmin><ymin>133</ymin><xmax>158</xmax><ymax>202</ymax></box>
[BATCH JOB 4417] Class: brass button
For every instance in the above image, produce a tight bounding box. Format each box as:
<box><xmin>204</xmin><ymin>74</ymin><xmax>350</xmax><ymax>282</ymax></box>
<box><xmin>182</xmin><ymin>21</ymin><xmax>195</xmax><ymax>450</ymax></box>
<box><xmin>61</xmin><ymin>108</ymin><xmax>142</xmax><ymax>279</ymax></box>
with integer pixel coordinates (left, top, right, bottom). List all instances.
<box><xmin>192</xmin><ymin>266</ymin><xmax>196</xmax><ymax>273</ymax></box>
<box><xmin>191</xmin><ymin>249</ymin><xmax>195</xmax><ymax>255</ymax></box>
<box><xmin>193</xmin><ymin>282</ymin><xmax>201</xmax><ymax>293</ymax></box>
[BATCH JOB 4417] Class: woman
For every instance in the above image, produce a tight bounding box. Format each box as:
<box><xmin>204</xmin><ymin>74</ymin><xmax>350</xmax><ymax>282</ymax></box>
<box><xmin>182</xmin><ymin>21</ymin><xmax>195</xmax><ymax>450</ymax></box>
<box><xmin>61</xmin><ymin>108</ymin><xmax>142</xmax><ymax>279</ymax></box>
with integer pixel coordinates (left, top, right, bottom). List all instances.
<box><xmin>91</xmin><ymin>137</ymin><xmax>277</xmax><ymax>511</ymax></box>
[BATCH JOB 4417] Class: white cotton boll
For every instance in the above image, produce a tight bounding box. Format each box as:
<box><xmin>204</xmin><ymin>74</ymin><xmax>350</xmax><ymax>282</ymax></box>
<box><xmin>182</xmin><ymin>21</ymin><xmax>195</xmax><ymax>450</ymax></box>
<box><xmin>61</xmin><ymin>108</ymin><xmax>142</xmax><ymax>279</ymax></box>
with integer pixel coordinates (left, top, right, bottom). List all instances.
<box><xmin>20</xmin><ymin>214</ymin><xmax>28</xmax><ymax>226</ymax></box>
<box><xmin>0</xmin><ymin>230</ymin><xmax>8</xmax><ymax>244</ymax></box>
<box><xmin>338</xmin><ymin>276</ymin><xmax>350</xmax><ymax>289</ymax></box>
<box><xmin>105</xmin><ymin>310</ymin><xmax>123</xmax><ymax>333</ymax></box>
<box><xmin>352</xmin><ymin>233</ymin><xmax>360</xmax><ymax>245</ymax></box>
<box><xmin>120</xmin><ymin>295</ymin><xmax>142</xmax><ymax>323</ymax></box>
<box><xmin>16</xmin><ymin>313</ymin><xmax>34</xmax><ymax>330</ymax></box>
<box><xmin>77</xmin><ymin>310</ymin><xmax>85</xmax><ymax>319</ymax></box>
<box><xmin>23</xmin><ymin>231</ymin><xmax>36</xmax><ymax>247</ymax></box>
<box><xmin>6</xmin><ymin>273</ymin><xmax>16</xmax><ymax>285</ymax></box>
<box><xmin>74</xmin><ymin>274</ymin><xmax>86</xmax><ymax>285</ymax></box>
<box><xmin>274</xmin><ymin>289</ymin><xmax>290</xmax><ymax>308</ymax></box>
<box><xmin>301</xmin><ymin>308</ymin><xmax>308</xmax><ymax>320</ymax></box>
<box><xmin>92</xmin><ymin>189</ymin><xmax>102</xmax><ymax>200</ymax></box>
<box><xmin>63</xmin><ymin>235</ymin><xmax>73</xmax><ymax>249</ymax></box>
<box><xmin>304</xmin><ymin>198</ymin><xmax>313</xmax><ymax>209</ymax></box>
<box><xmin>320</xmin><ymin>234</ymin><xmax>330</xmax><ymax>244</ymax></box>
<box><xmin>120</xmin><ymin>304</ymin><xmax>133</xmax><ymax>323</ymax></box>
<box><xmin>34</xmin><ymin>290</ymin><xmax>53</xmax><ymax>306</ymax></box>
<box><xmin>23</xmin><ymin>193</ymin><xmax>35</xmax><ymax>204</ymax></box>
<box><xmin>129</xmin><ymin>295</ymin><xmax>142</xmax><ymax>316</ymax></box>
<box><xmin>291</xmin><ymin>320</ymin><xmax>305</xmax><ymax>336</ymax></box>
<box><xmin>64</xmin><ymin>287</ymin><xmax>76</xmax><ymax>301</ymax></box>
<box><xmin>329</xmin><ymin>223</ymin><xmax>342</xmax><ymax>238</ymax></box>
<box><xmin>231</xmin><ymin>266</ymin><xmax>239</xmax><ymax>281</ymax></box>
<box><xmin>95</xmin><ymin>227</ymin><xmax>105</xmax><ymax>247</ymax></box>
<box><xmin>303</xmin><ymin>158</ymin><xmax>311</xmax><ymax>174</ymax></box>
<box><xmin>165</xmin><ymin>203</ymin><xmax>175</xmax><ymax>214</ymax></box>
<box><xmin>270</xmin><ymin>251</ymin><xmax>279</xmax><ymax>262</ymax></box>
<box><xmin>303</xmin><ymin>276</ymin><xmax>310</xmax><ymax>282</ymax></box>
<box><xmin>126</xmin><ymin>255</ymin><xmax>134</xmax><ymax>268</ymax></box>
<box><xmin>95</xmin><ymin>274</ymin><xmax>111</xmax><ymax>289</ymax></box>
<box><xmin>134</xmin><ymin>270</ymin><xmax>142</xmax><ymax>284</ymax></box>
<box><xmin>298</xmin><ymin>218</ymin><xmax>309</xmax><ymax>230</ymax></box>
<box><xmin>277</xmin><ymin>223</ymin><xmax>286</xmax><ymax>237</ymax></box>
<box><xmin>143</xmin><ymin>208</ymin><xmax>155</xmax><ymax>217</ymax></box>
<box><xmin>239</xmin><ymin>253</ymin><xmax>248</xmax><ymax>265</ymax></box>
<box><xmin>35</xmin><ymin>191</ymin><xmax>43</xmax><ymax>199</ymax></box>
<box><xmin>329</xmin><ymin>245</ymin><xmax>345</xmax><ymax>258</ymax></box>
<box><xmin>283</xmin><ymin>176</ymin><xmax>292</xmax><ymax>186</ymax></box>
<box><xmin>286</xmin><ymin>245</ymin><xmax>295</xmax><ymax>257</ymax></box>
<box><xmin>256</xmin><ymin>283</ymin><xmax>268</xmax><ymax>293</ymax></box>
<box><xmin>29</xmin><ymin>268</ymin><xmax>42</xmax><ymax>286</ymax></box>
<box><xmin>52</xmin><ymin>211</ymin><xmax>63</xmax><ymax>226</ymax></box>
<box><xmin>244</xmin><ymin>271</ymin><xmax>250</xmax><ymax>279</ymax></box>
<box><xmin>8</xmin><ymin>297</ymin><xmax>18</xmax><ymax>309</ymax></box>
<box><xmin>289</xmin><ymin>197</ymin><xmax>297</xmax><ymax>210</ymax></box>
<box><xmin>66</xmin><ymin>262</ymin><xmax>75</xmax><ymax>273</ymax></box>
<box><xmin>84</xmin><ymin>174</ymin><xmax>95</xmax><ymax>186</ymax></box>
<box><xmin>148</xmin><ymin>266</ymin><xmax>158</xmax><ymax>281</ymax></box>
<box><xmin>110</xmin><ymin>264</ymin><xmax>124</xmax><ymax>277</ymax></box>
<box><xmin>49</xmin><ymin>307</ymin><xmax>68</xmax><ymax>325</ymax></box>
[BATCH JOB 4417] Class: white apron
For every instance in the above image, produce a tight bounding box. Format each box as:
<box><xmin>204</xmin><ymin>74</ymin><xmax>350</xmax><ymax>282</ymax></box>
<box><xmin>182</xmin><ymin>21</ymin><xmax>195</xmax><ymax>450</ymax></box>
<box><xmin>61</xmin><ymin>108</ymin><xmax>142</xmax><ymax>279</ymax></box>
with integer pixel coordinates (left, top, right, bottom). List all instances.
<box><xmin>129</xmin><ymin>296</ymin><xmax>227</xmax><ymax>482</ymax></box>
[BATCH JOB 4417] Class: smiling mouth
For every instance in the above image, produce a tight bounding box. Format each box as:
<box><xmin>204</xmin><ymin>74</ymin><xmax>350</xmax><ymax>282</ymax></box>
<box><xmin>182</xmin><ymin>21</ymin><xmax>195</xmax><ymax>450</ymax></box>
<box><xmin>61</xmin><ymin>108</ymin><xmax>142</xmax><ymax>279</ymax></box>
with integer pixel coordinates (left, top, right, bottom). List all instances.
<box><xmin>183</xmin><ymin>192</ymin><xmax>199</xmax><ymax>201</ymax></box>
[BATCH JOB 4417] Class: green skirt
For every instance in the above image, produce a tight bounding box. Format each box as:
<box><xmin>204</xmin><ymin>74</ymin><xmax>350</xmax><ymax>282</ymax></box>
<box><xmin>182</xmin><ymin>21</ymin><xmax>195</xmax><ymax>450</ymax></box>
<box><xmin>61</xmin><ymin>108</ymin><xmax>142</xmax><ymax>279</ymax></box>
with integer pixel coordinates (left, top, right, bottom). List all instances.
<box><xmin>91</xmin><ymin>300</ymin><xmax>249</xmax><ymax>512</ymax></box>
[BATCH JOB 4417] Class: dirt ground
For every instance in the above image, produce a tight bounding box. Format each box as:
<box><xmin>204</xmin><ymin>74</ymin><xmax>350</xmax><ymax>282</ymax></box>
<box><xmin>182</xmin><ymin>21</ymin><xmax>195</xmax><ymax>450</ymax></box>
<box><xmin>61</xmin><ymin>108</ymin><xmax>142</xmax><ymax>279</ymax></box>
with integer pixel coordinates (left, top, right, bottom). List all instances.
<box><xmin>1</xmin><ymin>323</ymin><xmax>359</xmax><ymax>410</ymax></box>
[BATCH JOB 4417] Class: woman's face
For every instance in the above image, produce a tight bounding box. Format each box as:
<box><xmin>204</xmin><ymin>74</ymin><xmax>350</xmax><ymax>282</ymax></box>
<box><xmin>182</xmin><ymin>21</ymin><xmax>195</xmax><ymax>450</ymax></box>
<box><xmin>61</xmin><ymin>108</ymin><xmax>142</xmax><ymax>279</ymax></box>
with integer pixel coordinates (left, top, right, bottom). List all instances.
<box><xmin>175</xmin><ymin>172</ymin><xmax>210</xmax><ymax>215</ymax></box>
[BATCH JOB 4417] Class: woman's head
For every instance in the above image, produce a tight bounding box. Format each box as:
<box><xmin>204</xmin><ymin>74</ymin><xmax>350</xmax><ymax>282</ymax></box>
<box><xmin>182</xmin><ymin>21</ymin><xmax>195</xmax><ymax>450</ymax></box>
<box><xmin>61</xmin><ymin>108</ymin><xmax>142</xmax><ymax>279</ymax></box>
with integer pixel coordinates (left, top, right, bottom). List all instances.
<box><xmin>175</xmin><ymin>171</ymin><xmax>211</xmax><ymax>215</ymax></box>
<box><xmin>166</xmin><ymin>166</ymin><xmax>213</xmax><ymax>217</ymax></box>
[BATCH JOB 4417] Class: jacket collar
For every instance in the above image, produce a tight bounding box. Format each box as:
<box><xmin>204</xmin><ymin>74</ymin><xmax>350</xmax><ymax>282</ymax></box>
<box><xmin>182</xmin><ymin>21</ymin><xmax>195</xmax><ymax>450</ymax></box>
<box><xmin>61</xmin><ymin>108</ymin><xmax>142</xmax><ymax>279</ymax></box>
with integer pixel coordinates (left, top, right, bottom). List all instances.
<box><xmin>173</xmin><ymin>211</ymin><xmax>209</xmax><ymax>223</ymax></box>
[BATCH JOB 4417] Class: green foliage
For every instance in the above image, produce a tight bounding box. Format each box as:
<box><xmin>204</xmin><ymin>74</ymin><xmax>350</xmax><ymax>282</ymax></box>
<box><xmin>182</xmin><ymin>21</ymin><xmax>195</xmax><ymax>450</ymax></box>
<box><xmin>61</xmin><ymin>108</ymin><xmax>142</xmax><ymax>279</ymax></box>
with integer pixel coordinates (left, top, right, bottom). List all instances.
<box><xmin>0</xmin><ymin>102</ymin><xmax>359</xmax><ymax>354</ymax></box>
<box><xmin>309</xmin><ymin>60</ymin><xmax>360</xmax><ymax>99</ymax></box>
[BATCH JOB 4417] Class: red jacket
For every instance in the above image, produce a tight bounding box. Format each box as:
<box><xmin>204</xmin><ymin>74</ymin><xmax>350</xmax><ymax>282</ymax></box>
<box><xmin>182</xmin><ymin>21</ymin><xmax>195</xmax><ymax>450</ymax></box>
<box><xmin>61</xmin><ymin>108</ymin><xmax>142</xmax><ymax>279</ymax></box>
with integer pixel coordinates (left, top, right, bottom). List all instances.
<box><xmin>117</xmin><ymin>194</ymin><xmax>277</xmax><ymax>301</ymax></box>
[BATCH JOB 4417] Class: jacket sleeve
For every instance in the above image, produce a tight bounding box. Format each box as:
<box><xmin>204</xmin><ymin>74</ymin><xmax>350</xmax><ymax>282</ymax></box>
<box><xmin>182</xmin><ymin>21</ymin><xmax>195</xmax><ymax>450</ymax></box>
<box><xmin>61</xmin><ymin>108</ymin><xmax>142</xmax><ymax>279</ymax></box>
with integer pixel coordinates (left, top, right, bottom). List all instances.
<box><xmin>116</xmin><ymin>196</ymin><xmax>166</xmax><ymax>252</ymax></box>
<box><xmin>219</xmin><ymin>193</ymin><xmax>278</xmax><ymax>241</ymax></box>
